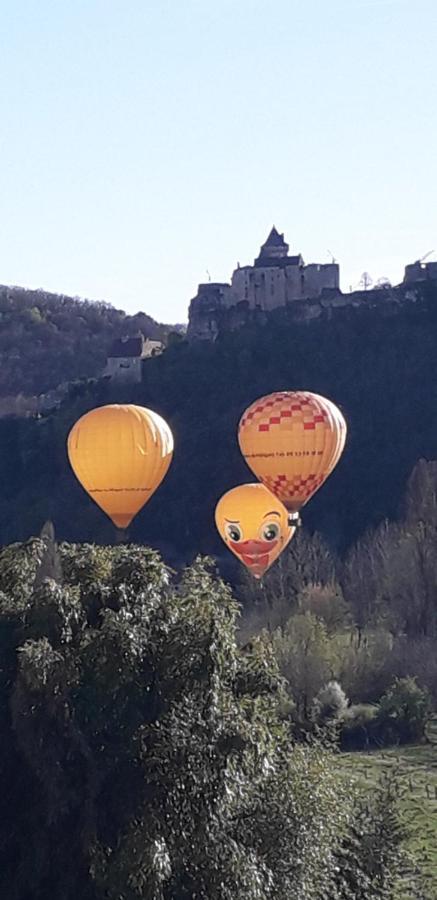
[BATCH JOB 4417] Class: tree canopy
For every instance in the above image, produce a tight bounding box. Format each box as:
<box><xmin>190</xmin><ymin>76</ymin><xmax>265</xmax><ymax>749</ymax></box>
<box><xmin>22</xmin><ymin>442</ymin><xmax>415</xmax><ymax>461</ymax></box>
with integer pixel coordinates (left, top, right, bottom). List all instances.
<box><xmin>0</xmin><ymin>537</ymin><xmax>416</xmax><ymax>899</ymax></box>
<box><xmin>0</xmin><ymin>284</ymin><xmax>170</xmax><ymax>398</ymax></box>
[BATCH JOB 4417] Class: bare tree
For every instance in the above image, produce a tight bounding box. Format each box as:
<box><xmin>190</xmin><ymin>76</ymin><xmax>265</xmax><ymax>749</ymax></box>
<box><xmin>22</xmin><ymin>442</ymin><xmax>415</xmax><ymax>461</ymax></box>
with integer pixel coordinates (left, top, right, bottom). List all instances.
<box><xmin>342</xmin><ymin>461</ymin><xmax>437</xmax><ymax>639</ymax></box>
<box><xmin>359</xmin><ymin>272</ymin><xmax>373</xmax><ymax>291</ymax></box>
<box><xmin>238</xmin><ymin>529</ymin><xmax>337</xmax><ymax>639</ymax></box>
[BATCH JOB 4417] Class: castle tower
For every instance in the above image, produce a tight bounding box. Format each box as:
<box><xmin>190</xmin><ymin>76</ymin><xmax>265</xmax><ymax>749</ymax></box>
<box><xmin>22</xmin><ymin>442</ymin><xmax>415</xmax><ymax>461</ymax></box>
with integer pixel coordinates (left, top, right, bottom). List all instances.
<box><xmin>256</xmin><ymin>226</ymin><xmax>290</xmax><ymax>264</ymax></box>
<box><xmin>187</xmin><ymin>227</ymin><xmax>341</xmax><ymax>339</ymax></box>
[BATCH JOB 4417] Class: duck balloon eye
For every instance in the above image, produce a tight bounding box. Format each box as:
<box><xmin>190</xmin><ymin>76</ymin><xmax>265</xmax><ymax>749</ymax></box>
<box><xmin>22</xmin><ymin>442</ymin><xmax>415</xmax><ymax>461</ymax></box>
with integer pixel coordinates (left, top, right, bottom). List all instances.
<box><xmin>262</xmin><ymin>522</ymin><xmax>280</xmax><ymax>542</ymax></box>
<box><xmin>225</xmin><ymin>523</ymin><xmax>242</xmax><ymax>542</ymax></box>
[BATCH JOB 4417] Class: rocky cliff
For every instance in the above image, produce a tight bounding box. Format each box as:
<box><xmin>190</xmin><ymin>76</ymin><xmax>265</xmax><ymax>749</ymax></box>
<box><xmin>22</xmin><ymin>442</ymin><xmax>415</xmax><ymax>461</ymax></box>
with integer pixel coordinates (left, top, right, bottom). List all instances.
<box><xmin>187</xmin><ymin>281</ymin><xmax>430</xmax><ymax>341</ymax></box>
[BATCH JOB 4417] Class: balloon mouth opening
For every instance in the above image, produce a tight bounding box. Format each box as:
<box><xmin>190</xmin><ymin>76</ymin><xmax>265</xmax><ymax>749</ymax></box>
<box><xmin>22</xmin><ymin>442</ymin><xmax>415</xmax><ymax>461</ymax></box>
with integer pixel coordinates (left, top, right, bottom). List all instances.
<box><xmin>110</xmin><ymin>514</ymin><xmax>133</xmax><ymax>529</ymax></box>
<box><xmin>282</xmin><ymin>500</ymin><xmax>302</xmax><ymax>513</ymax></box>
<box><xmin>231</xmin><ymin>539</ymin><xmax>278</xmax><ymax>555</ymax></box>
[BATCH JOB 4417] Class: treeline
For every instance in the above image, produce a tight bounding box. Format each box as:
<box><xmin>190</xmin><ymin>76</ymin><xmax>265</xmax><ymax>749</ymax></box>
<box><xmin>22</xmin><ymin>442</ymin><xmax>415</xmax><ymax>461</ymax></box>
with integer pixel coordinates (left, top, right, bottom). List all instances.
<box><xmin>0</xmin><ymin>284</ymin><xmax>172</xmax><ymax>397</ymax></box>
<box><xmin>236</xmin><ymin>459</ymin><xmax>437</xmax><ymax>749</ymax></box>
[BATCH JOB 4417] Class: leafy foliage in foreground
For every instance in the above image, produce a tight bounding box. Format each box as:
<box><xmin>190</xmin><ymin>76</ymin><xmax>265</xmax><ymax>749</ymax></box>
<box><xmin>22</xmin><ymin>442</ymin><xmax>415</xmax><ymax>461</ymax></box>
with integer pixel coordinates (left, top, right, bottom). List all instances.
<box><xmin>0</xmin><ymin>538</ymin><xmax>417</xmax><ymax>899</ymax></box>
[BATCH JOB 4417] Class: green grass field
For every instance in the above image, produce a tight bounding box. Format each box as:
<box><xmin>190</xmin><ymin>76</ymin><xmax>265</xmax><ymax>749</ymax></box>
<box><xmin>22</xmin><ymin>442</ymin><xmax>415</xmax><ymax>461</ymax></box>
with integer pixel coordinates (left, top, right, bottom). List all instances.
<box><xmin>339</xmin><ymin>725</ymin><xmax>437</xmax><ymax>898</ymax></box>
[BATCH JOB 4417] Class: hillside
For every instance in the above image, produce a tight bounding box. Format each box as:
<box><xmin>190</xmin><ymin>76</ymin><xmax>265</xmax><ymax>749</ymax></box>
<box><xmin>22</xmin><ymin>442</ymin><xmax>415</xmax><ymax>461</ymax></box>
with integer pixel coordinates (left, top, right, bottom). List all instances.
<box><xmin>1</xmin><ymin>280</ymin><xmax>437</xmax><ymax>566</ymax></box>
<box><xmin>0</xmin><ymin>283</ymin><xmax>173</xmax><ymax>398</ymax></box>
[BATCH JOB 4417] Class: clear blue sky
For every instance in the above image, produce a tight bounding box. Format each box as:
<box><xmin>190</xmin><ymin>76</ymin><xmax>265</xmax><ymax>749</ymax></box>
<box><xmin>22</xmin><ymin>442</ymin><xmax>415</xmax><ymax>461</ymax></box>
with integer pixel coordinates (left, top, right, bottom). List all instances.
<box><xmin>1</xmin><ymin>0</ymin><xmax>436</xmax><ymax>322</ymax></box>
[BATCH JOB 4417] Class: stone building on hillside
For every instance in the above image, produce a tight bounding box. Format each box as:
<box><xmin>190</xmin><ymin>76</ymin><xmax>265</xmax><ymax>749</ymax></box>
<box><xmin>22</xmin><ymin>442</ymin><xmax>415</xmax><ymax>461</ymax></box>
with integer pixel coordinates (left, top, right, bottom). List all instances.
<box><xmin>105</xmin><ymin>335</ymin><xmax>164</xmax><ymax>383</ymax></box>
<box><xmin>188</xmin><ymin>228</ymin><xmax>339</xmax><ymax>340</ymax></box>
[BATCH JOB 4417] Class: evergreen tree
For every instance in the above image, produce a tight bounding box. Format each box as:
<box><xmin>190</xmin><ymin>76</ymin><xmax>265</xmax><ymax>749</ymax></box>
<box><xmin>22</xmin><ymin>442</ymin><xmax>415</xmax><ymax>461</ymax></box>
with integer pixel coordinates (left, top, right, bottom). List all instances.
<box><xmin>334</xmin><ymin>773</ymin><xmax>428</xmax><ymax>899</ymax></box>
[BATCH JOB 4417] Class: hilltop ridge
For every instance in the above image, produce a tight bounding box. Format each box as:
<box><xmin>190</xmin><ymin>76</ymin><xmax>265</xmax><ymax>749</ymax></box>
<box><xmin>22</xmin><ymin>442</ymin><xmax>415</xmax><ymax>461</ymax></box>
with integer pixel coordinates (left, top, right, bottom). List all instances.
<box><xmin>0</xmin><ymin>283</ymin><xmax>174</xmax><ymax>400</ymax></box>
<box><xmin>187</xmin><ymin>228</ymin><xmax>437</xmax><ymax>340</ymax></box>
<box><xmin>188</xmin><ymin>278</ymin><xmax>435</xmax><ymax>341</ymax></box>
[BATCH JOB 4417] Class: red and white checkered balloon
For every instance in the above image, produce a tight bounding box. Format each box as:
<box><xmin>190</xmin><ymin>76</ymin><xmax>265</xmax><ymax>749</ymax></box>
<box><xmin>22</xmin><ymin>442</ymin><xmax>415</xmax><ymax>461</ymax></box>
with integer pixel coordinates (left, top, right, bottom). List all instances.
<box><xmin>238</xmin><ymin>391</ymin><xmax>347</xmax><ymax>512</ymax></box>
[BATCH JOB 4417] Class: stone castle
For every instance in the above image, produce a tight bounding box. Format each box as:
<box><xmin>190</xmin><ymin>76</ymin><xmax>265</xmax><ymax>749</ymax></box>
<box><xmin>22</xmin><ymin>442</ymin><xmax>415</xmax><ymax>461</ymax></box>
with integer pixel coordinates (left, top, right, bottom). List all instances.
<box><xmin>188</xmin><ymin>227</ymin><xmax>339</xmax><ymax>340</ymax></box>
<box><xmin>187</xmin><ymin>228</ymin><xmax>437</xmax><ymax>341</ymax></box>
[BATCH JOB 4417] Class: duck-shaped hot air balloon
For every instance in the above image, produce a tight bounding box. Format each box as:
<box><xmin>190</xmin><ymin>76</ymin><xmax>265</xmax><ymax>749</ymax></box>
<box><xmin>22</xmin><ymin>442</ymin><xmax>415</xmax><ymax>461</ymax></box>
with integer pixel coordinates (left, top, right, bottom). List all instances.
<box><xmin>215</xmin><ymin>483</ymin><xmax>296</xmax><ymax>578</ymax></box>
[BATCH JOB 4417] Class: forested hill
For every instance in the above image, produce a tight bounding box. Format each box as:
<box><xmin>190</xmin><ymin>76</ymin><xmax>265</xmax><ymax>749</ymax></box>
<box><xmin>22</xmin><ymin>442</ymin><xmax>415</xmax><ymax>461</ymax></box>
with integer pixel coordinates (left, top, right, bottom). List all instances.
<box><xmin>0</xmin><ymin>283</ymin><xmax>172</xmax><ymax>396</ymax></box>
<box><xmin>1</xmin><ymin>281</ymin><xmax>437</xmax><ymax>565</ymax></box>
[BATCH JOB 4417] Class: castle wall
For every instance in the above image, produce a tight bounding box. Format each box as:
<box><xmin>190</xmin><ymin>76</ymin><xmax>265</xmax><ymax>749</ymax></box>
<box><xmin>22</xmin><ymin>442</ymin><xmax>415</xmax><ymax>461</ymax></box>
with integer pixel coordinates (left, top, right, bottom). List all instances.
<box><xmin>105</xmin><ymin>357</ymin><xmax>142</xmax><ymax>382</ymax></box>
<box><xmin>226</xmin><ymin>268</ymin><xmax>248</xmax><ymax>306</ymax></box>
<box><xmin>427</xmin><ymin>262</ymin><xmax>437</xmax><ymax>279</ymax></box>
<box><xmin>232</xmin><ymin>265</ymin><xmax>290</xmax><ymax>309</ymax></box>
<box><xmin>230</xmin><ymin>261</ymin><xmax>339</xmax><ymax>309</ymax></box>
<box><xmin>302</xmin><ymin>263</ymin><xmax>339</xmax><ymax>298</ymax></box>
<box><xmin>404</xmin><ymin>261</ymin><xmax>437</xmax><ymax>283</ymax></box>
<box><xmin>284</xmin><ymin>265</ymin><xmax>303</xmax><ymax>302</ymax></box>
<box><xmin>187</xmin><ymin>283</ymin><xmax>232</xmax><ymax>340</ymax></box>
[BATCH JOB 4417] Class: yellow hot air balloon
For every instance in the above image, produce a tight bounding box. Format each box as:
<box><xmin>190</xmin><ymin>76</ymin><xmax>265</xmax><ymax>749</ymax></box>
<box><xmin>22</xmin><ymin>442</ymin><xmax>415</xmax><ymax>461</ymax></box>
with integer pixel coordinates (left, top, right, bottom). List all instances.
<box><xmin>215</xmin><ymin>483</ymin><xmax>296</xmax><ymax>579</ymax></box>
<box><xmin>238</xmin><ymin>391</ymin><xmax>346</xmax><ymax>513</ymax></box>
<box><xmin>67</xmin><ymin>404</ymin><xmax>173</xmax><ymax>529</ymax></box>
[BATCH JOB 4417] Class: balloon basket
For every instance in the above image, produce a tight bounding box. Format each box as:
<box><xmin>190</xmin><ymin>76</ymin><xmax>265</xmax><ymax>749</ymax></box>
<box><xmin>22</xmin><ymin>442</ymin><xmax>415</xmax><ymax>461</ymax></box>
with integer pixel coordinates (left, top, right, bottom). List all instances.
<box><xmin>288</xmin><ymin>512</ymin><xmax>302</xmax><ymax>528</ymax></box>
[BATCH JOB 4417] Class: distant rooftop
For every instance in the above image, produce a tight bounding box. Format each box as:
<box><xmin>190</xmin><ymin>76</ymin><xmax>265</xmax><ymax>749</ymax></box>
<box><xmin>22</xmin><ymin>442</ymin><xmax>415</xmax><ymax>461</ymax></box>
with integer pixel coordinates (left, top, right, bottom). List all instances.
<box><xmin>255</xmin><ymin>226</ymin><xmax>303</xmax><ymax>268</ymax></box>
<box><xmin>262</xmin><ymin>226</ymin><xmax>288</xmax><ymax>248</ymax></box>
<box><xmin>108</xmin><ymin>336</ymin><xmax>144</xmax><ymax>358</ymax></box>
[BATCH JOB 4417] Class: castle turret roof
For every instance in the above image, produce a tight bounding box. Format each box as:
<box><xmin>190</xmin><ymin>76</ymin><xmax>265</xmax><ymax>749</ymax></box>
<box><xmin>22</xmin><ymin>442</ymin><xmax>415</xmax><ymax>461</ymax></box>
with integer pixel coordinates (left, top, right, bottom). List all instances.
<box><xmin>263</xmin><ymin>226</ymin><xmax>288</xmax><ymax>248</ymax></box>
<box><xmin>256</xmin><ymin>226</ymin><xmax>291</xmax><ymax>265</ymax></box>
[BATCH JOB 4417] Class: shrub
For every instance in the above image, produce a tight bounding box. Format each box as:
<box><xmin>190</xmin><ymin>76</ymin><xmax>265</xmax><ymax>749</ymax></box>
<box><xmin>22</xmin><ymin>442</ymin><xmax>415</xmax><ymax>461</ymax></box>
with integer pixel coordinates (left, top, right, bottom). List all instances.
<box><xmin>340</xmin><ymin>703</ymin><xmax>379</xmax><ymax>751</ymax></box>
<box><xmin>312</xmin><ymin>680</ymin><xmax>349</xmax><ymax>723</ymax></box>
<box><xmin>271</xmin><ymin>612</ymin><xmax>339</xmax><ymax>723</ymax></box>
<box><xmin>377</xmin><ymin>676</ymin><xmax>432</xmax><ymax>745</ymax></box>
<box><xmin>340</xmin><ymin>678</ymin><xmax>433</xmax><ymax>750</ymax></box>
<box><xmin>338</xmin><ymin>628</ymin><xmax>396</xmax><ymax>704</ymax></box>
<box><xmin>334</xmin><ymin>772</ymin><xmax>414</xmax><ymax>899</ymax></box>
<box><xmin>298</xmin><ymin>582</ymin><xmax>352</xmax><ymax>633</ymax></box>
